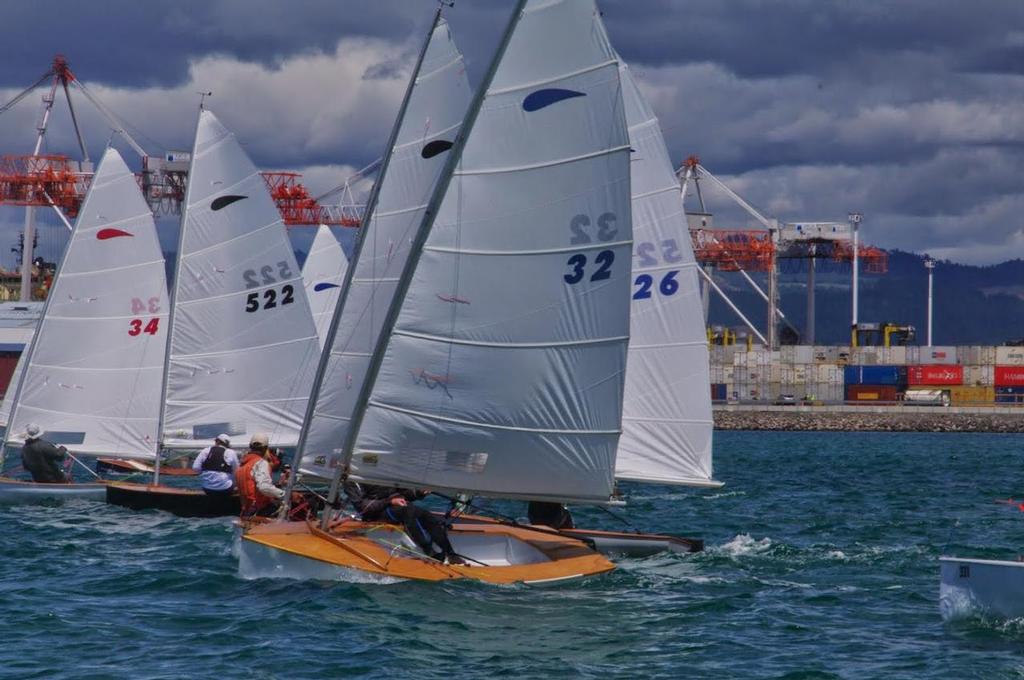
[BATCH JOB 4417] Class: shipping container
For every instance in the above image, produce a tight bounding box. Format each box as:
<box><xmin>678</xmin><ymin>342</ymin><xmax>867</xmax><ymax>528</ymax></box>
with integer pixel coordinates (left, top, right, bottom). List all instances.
<box><xmin>793</xmin><ymin>345</ymin><xmax>814</xmax><ymax>364</ymax></box>
<box><xmin>879</xmin><ymin>346</ymin><xmax>908</xmax><ymax>365</ymax></box>
<box><xmin>907</xmin><ymin>364</ymin><xmax>963</xmax><ymax>386</ymax></box>
<box><xmin>922</xmin><ymin>346</ymin><xmax>958</xmax><ymax>365</ymax></box>
<box><xmin>852</xmin><ymin>347</ymin><xmax>879</xmax><ymax>365</ymax></box>
<box><xmin>949</xmin><ymin>385</ymin><xmax>995</xmax><ymax>405</ymax></box>
<box><xmin>846</xmin><ymin>385</ymin><xmax>898</xmax><ymax>402</ymax></box>
<box><xmin>711</xmin><ymin>383</ymin><xmax>728</xmax><ymax>402</ymax></box>
<box><xmin>964</xmin><ymin>364</ymin><xmax>993</xmax><ymax>386</ymax></box>
<box><xmin>844</xmin><ymin>365</ymin><xmax>907</xmax><ymax>386</ymax></box>
<box><xmin>996</xmin><ymin>347</ymin><xmax>1024</xmax><ymax>366</ymax></box>
<box><xmin>995</xmin><ymin>366</ymin><xmax>1024</xmax><ymax>386</ymax></box>
<box><xmin>996</xmin><ymin>386</ymin><xmax>1024</xmax><ymax>404</ymax></box>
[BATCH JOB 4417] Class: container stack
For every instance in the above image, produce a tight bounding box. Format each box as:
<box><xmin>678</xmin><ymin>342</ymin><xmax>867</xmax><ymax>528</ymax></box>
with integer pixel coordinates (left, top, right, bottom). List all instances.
<box><xmin>709</xmin><ymin>343</ymin><xmax>1016</xmax><ymax>405</ymax></box>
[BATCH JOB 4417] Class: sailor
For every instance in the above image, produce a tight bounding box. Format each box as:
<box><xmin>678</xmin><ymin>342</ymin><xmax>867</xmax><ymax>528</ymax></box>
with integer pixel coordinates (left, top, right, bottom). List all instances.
<box><xmin>237</xmin><ymin>433</ymin><xmax>293</xmax><ymax>517</ymax></box>
<box><xmin>527</xmin><ymin>501</ymin><xmax>575</xmax><ymax>529</ymax></box>
<box><xmin>342</xmin><ymin>481</ymin><xmax>465</xmax><ymax>565</ymax></box>
<box><xmin>191</xmin><ymin>434</ymin><xmax>239</xmax><ymax>495</ymax></box>
<box><xmin>20</xmin><ymin>423</ymin><xmax>69</xmax><ymax>484</ymax></box>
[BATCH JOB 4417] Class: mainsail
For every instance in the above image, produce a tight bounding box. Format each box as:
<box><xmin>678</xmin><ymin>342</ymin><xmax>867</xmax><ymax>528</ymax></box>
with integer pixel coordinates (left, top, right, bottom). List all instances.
<box><xmin>615</xmin><ymin>62</ymin><xmax>719</xmax><ymax>487</ymax></box>
<box><xmin>160</xmin><ymin>110</ymin><xmax>320</xmax><ymax>449</ymax></box>
<box><xmin>346</xmin><ymin>0</ymin><xmax>633</xmax><ymax>503</ymax></box>
<box><xmin>301</xmin><ymin>224</ymin><xmax>348</xmax><ymax>350</ymax></box>
<box><xmin>2</xmin><ymin>148</ymin><xmax>166</xmax><ymax>459</ymax></box>
<box><xmin>297</xmin><ymin>17</ymin><xmax>472</xmax><ymax>477</ymax></box>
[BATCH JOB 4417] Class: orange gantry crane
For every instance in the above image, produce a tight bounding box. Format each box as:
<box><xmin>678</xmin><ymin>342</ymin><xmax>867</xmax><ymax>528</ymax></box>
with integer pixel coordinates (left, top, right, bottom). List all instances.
<box><xmin>0</xmin><ymin>55</ymin><xmax>356</xmax><ymax>227</ymax></box>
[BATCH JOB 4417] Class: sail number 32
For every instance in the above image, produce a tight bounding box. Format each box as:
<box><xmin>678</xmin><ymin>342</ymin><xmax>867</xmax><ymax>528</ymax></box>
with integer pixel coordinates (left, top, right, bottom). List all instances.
<box><xmin>564</xmin><ymin>213</ymin><xmax>617</xmax><ymax>285</ymax></box>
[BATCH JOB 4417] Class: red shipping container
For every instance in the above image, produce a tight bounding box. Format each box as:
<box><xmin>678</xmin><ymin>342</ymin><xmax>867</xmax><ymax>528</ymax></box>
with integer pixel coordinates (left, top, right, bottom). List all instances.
<box><xmin>846</xmin><ymin>385</ymin><xmax>898</xmax><ymax>402</ymax></box>
<box><xmin>995</xmin><ymin>366</ymin><xmax>1024</xmax><ymax>386</ymax></box>
<box><xmin>907</xmin><ymin>364</ymin><xmax>963</xmax><ymax>386</ymax></box>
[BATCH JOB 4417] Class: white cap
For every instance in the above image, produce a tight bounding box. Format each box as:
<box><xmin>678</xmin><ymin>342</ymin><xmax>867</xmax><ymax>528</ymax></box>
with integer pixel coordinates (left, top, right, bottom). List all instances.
<box><xmin>250</xmin><ymin>433</ymin><xmax>269</xmax><ymax>448</ymax></box>
<box><xmin>25</xmin><ymin>423</ymin><xmax>41</xmax><ymax>438</ymax></box>
<box><xmin>215</xmin><ymin>434</ymin><xmax>231</xmax><ymax>446</ymax></box>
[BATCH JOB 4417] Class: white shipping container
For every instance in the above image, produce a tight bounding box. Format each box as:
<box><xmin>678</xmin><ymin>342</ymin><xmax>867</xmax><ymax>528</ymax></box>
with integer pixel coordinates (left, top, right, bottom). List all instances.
<box><xmin>723</xmin><ymin>366</ymin><xmax>735</xmax><ymax>382</ymax></box>
<box><xmin>887</xmin><ymin>346</ymin><xmax>907</xmax><ymax>365</ymax></box>
<box><xmin>854</xmin><ymin>347</ymin><xmax>879</xmax><ymax>365</ymax></box>
<box><xmin>980</xmin><ymin>346</ymin><xmax>996</xmax><ymax>365</ymax></box>
<box><xmin>964</xmin><ymin>365</ymin><xmax>994</xmax><ymax>386</ymax></box>
<box><xmin>781</xmin><ymin>346</ymin><xmax>796</xmax><ymax>364</ymax></box>
<box><xmin>996</xmin><ymin>347</ymin><xmax>1024</xmax><ymax>365</ymax></box>
<box><xmin>906</xmin><ymin>346</ymin><xmax>920</xmax><ymax>364</ymax></box>
<box><xmin>923</xmin><ymin>346</ymin><xmax>957</xmax><ymax>365</ymax></box>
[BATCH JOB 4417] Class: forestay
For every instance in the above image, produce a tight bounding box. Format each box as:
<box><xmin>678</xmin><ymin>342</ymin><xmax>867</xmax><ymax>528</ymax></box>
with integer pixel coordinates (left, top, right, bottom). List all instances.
<box><xmin>3</xmin><ymin>148</ymin><xmax>166</xmax><ymax>459</ymax></box>
<box><xmin>161</xmin><ymin>110</ymin><xmax>320</xmax><ymax>449</ymax></box>
<box><xmin>350</xmin><ymin>0</ymin><xmax>633</xmax><ymax>503</ymax></box>
<box><xmin>298</xmin><ymin>19</ymin><xmax>471</xmax><ymax>477</ymax></box>
<box><xmin>614</xmin><ymin>62</ymin><xmax>718</xmax><ymax>487</ymax></box>
<box><xmin>301</xmin><ymin>225</ymin><xmax>348</xmax><ymax>350</ymax></box>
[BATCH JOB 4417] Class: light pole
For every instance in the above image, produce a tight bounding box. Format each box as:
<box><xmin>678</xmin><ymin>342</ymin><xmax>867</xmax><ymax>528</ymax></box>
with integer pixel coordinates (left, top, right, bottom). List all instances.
<box><xmin>848</xmin><ymin>212</ymin><xmax>863</xmax><ymax>338</ymax></box>
<box><xmin>924</xmin><ymin>256</ymin><xmax>935</xmax><ymax>347</ymax></box>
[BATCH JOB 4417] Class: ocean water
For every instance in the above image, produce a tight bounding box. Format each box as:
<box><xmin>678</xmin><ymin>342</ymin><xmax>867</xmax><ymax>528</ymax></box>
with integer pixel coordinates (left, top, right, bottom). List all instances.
<box><xmin>3</xmin><ymin>430</ymin><xmax>1024</xmax><ymax>679</ymax></box>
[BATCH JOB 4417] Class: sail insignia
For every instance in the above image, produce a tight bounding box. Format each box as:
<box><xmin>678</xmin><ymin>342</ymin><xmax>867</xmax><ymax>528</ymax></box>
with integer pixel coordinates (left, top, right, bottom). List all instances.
<box><xmin>210</xmin><ymin>194</ymin><xmax>248</xmax><ymax>211</ymax></box>
<box><xmin>421</xmin><ymin>139</ymin><xmax>454</xmax><ymax>158</ymax></box>
<box><xmin>522</xmin><ymin>88</ymin><xmax>586</xmax><ymax>112</ymax></box>
<box><xmin>96</xmin><ymin>228</ymin><xmax>134</xmax><ymax>240</ymax></box>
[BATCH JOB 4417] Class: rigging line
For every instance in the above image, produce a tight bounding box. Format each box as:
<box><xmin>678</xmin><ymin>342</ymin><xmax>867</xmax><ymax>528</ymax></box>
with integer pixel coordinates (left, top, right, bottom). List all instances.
<box><xmin>65</xmin><ymin>450</ymin><xmax>102</xmax><ymax>480</ymax></box>
<box><xmin>596</xmin><ymin>504</ymin><xmax>641</xmax><ymax>534</ymax></box>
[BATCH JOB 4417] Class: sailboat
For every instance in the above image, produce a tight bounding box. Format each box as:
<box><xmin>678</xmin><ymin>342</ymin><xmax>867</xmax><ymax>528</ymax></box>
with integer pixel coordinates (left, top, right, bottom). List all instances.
<box><xmin>301</xmin><ymin>224</ymin><xmax>349</xmax><ymax>349</ymax></box>
<box><xmin>241</xmin><ymin>0</ymin><xmax>629</xmax><ymax>584</ymax></box>
<box><xmin>0</xmin><ymin>148</ymin><xmax>167</xmax><ymax>503</ymax></box>
<box><xmin>106</xmin><ymin>109</ymin><xmax>322</xmax><ymax>516</ymax></box>
<box><xmin>939</xmin><ymin>556</ymin><xmax>1024</xmax><ymax>621</ymax></box>
<box><xmin>448</xmin><ymin>57</ymin><xmax>718</xmax><ymax>557</ymax></box>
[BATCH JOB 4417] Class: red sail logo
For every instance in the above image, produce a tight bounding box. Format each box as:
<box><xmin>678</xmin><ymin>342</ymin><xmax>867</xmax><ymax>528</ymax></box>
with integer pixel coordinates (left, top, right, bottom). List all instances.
<box><xmin>97</xmin><ymin>228</ymin><xmax>134</xmax><ymax>240</ymax></box>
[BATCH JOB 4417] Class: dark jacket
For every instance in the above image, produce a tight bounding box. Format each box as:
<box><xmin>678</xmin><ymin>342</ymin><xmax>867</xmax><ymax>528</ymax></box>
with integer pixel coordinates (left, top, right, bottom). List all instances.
<box><xmin>343</xmin><ymin>482</ymin><xmax>426</xmax><ymax>520</ymax></box>
<box><xmin>21</xmin><ymin>437</ymin><xmax>67</xmax><ymax>483</ymax></box>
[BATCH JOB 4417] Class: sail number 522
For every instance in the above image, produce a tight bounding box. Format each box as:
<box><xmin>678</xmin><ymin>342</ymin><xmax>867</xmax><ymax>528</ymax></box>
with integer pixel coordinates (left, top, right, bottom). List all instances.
<box><xmin>246</xmin><ymin>285</ymin><xmax>295</xmax><ymax>313</ymax></box>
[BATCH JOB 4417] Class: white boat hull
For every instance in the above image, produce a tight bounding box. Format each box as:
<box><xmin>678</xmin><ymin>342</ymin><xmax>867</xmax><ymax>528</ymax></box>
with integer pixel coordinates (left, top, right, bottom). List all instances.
<box><xmin>0</xmin><ymin>477</ymin><xmax>107</xmax><ymax>504</ymax></box>
<box><xmin>940</xmin><ymin>555</ymin><xmax>1024</xmax><ymax>620</ymax></box>
<box><xmin>237</xmin><ymin>533</ymin><xmax>402</xmax><ymax>584</ymax></box>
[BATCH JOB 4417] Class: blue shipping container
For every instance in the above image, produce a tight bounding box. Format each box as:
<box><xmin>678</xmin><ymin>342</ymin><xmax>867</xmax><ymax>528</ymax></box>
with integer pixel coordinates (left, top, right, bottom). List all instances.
<box><xmin>844</xmin><ymin>365</ymin><xmax>907</xmax><ymax>386</ymax></box>
<box><xmin>711</xmin><ymin>383</ymin><xmax>727</xmax><ymax>401</ymax></box>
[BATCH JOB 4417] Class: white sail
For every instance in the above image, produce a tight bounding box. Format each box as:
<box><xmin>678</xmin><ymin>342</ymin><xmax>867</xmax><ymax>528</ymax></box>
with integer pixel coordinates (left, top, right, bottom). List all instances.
<box><xmin>299</xmin><ymin>19</ymin><xmax>471</xmax><ymax>476</ymax></box>
<box><xmin>349</xmin><ymin>0</ymin><xmax>633</xmax><ymax>503</ymax></box>
<box><xmin>615</xmin><ymin>62</ymin><xmax>718</xmax><ymax>487</ymax></box>
<box><xmin>161</xmin><ymin>110</ymin><xmax>320</xmax><ymax>449</ymax></box>
<box><xmin>3</xmin><ymin>148</ymin><xmax>166</xmax><ymax>459</ymax></box>
<box><xmin>301</xmin><ymin>225</ymin><xmax>349</xmax><ymax>350</ymax></box>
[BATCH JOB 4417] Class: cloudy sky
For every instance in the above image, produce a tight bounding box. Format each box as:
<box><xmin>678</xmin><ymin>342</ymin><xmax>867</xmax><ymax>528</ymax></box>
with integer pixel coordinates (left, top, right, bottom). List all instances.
<box><xmin>0</xmin><ymin>0</ymin><xmax>1022</xmax><ymax>265</ymax></box>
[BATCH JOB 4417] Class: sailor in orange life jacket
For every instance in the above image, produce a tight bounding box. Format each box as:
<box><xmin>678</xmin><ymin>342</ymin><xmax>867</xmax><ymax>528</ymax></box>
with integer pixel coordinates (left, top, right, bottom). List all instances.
<box><xmin>237</xmin><ymin>433</ymin><xmax>299</xmax><ymax>517</ymax></box>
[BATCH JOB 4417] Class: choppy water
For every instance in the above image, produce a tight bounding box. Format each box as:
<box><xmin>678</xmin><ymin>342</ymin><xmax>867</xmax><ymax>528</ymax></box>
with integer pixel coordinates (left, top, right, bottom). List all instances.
<box><xmin>3</xmin><ymin>431</ymin><xmax>1024</xmax><ymax>678</ymax></box>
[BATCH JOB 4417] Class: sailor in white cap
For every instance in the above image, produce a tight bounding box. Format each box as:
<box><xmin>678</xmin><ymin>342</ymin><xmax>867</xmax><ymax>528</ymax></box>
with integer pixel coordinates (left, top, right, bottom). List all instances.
<box><xmin>191</xmin><ymin>434</ymin><xmax>239</xmax><ymax>494</ymax></box>
<box><xmin>21</xmin><ymin>423</ymin><xmax>69</xmax><ymax>483</ymax></box>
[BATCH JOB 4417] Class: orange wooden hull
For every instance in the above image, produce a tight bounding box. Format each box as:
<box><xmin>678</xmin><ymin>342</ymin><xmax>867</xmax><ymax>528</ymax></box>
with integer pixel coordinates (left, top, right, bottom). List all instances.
<box><xmin>241</xmin><ymin>519</ymin><xmax>615</xmax><ymax>585</ymax></box>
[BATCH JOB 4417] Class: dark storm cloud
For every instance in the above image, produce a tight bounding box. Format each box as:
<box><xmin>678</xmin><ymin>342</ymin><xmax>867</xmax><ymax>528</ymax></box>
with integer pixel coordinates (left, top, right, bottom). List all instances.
<box><xmin>0</xmin><ymin>0</ymin><xmax>419</xmax><ymax>88</ymax></box>
<box><xmin>0</xmin><ymin>0</ymin><xmax>1020</xmax><ymax>264</ymax></box>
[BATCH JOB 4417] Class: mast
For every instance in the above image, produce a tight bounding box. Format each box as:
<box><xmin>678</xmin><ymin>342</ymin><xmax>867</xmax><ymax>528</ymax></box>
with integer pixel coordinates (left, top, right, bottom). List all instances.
<box><xmin>284</xmin><ymin>5</ymin><xmax>447</xmax><ymax>510</ymax></box>
<box><xmin>153</xmin><ymin>102</ymin><xmax>205</xmax><ymax>484</ymax></box>
<box><xmin>321</xmin><ymin>0</ymin><xmax>530</xmax><ymax>524</ymax></box>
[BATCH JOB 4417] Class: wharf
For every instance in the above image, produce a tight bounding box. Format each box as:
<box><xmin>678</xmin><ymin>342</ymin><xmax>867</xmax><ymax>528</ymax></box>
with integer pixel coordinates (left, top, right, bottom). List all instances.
<box><xmin>714</xmin><ymin>404</ymin><xmax>1024</xmax><ymax>433</ymax></box>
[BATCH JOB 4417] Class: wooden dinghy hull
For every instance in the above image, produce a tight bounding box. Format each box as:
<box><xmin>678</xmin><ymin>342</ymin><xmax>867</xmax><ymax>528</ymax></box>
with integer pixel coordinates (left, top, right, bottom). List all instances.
<box><xmin>95</xmin><ymin>458</ymin><xmax>196</xmax><ymax>477</ymax></box>
<box><xmin>940</xmin><ymin>555</ymin><xmax>1024</xmax><ymax>621</ymax></box>
<box><xmin>0</xmin><ymin>477</ymin><xmax>107</xmax><ymax>504</ymax></box>
<box><xmin>106</xmin><ymin>481</ymin><xmax>240</xmax><ymax>517</ymax></box>
<box><xmin>240</xmin><ymin>519</ymin><xmax>615</xmax><ymax>585</ymax></box>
